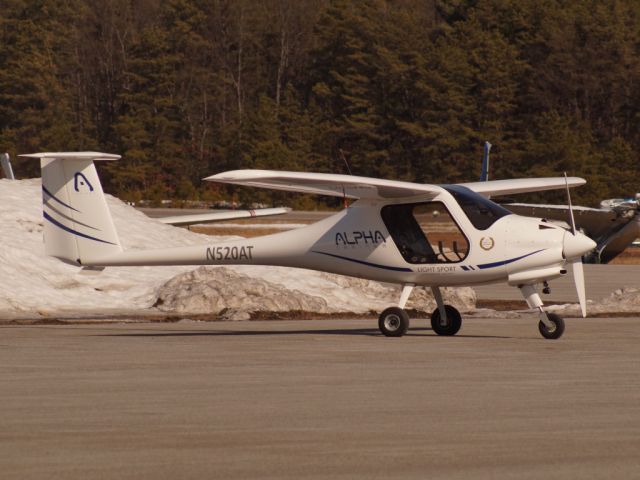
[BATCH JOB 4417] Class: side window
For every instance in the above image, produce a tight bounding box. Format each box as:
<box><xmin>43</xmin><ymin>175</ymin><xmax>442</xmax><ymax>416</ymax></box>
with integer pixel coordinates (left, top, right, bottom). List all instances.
<box><xmin>381</xmin><ymin>202</ymin><xmax>469</xmax><ymax>264</ymax></box>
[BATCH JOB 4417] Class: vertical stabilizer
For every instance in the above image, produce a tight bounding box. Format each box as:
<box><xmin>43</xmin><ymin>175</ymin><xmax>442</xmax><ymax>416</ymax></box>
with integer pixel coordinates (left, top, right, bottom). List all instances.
<box><xmin>20</xmin><ymin>152</ymin><xmax>123</xmax><ymax>265</ymax></box>
<box><xmin>1</xmin><ymin>153</ymin><xmax>15</xmax><ymax>180</ymax></box>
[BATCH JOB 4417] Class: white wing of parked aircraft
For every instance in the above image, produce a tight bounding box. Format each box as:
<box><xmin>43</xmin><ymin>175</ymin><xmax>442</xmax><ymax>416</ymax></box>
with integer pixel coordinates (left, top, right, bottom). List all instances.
<box><xmin>158</xmin><ymin>207</ymin><xmax>290</xmax><ymax>226</ymax></box>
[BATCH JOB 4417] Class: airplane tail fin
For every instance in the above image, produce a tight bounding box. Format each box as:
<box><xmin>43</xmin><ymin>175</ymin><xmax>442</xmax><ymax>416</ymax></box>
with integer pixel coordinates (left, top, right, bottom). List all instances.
<box><xmin>1</xmin><ymin>153</ymin><xmax>15</xmax><ymax>180</ymax></box>
<box><xmin>20</xmin><ymin>152</ymin><xmax>123</xmax><ymax>266</ymax></box>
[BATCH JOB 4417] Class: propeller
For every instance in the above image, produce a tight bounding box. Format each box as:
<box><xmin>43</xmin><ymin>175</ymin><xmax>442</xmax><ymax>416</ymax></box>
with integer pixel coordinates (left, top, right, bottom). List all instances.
<box><xmin>563</xmin><ymin>173</ymin><xmax>587</xmax><ymax>317</ymax></box>
<box><xmin>572</xmin><ymin>259</ymin><xmax>586</xmax><ymax>317</ymax></box>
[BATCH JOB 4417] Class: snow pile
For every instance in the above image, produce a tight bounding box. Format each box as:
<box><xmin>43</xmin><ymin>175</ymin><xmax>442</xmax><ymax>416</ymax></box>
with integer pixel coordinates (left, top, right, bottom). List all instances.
<box><xmin>551</xmin><ymin>287</ymin><xmax>640</xmax><ymax>316</ymax></box>
<box><xmin>154</xmin><ymin>267</ymin><xmax>331</xmax><ymax>319</ymax></box>
<box><xmin>0</xmin><ymin>178</ymin><xmax>210</xmax><ymax>316</ymax></box>
<box><xmin>0</xmin><ymin>178</ymin><xmax>475</xmax><ymax>318</ymax></box>
<box><xmin>154</xmin><ymin>267</ymin><xmax>476</xmax><ymax>317</ymax></box>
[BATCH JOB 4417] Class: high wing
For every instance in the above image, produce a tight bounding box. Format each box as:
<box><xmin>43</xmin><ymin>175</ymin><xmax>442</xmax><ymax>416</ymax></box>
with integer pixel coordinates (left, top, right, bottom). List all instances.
<box><xmin>205</xmin><ymin>170</ymin><xmax>443</xmax><ymax>199</ymax></box>
<box><xmin>158</xmin><ymin>207</ymin><xmax>291</xmax><ymax>226</ymax></box>
<box><xmin>459</xmin><ymin>177</ymin><xmax>585</xmax><ymax>197</ymax></box>
<box><xmin>206</xmin><ymin>170</ymin><xmax>586</xmax><ymax>200</ymax></box>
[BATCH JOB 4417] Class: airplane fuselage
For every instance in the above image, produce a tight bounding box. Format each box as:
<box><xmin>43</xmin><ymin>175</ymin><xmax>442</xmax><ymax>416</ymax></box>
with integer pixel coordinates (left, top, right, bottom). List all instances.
<box><xmin>86</xmin><ymin>187</ymin><xmax>587</xmax><ymax>289</ymax></box>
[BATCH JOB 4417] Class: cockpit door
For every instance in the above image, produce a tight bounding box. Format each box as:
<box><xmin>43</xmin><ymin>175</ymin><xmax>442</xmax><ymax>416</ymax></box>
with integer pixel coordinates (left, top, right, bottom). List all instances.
<box><xmin>381</xmin><ymin>201</ymin><xmax>470</xmax><ymax>264</ymax></box>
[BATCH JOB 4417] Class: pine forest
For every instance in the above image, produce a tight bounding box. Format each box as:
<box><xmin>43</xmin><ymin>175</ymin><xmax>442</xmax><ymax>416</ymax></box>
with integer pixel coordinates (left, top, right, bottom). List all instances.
<box><xmin>1</xmin><ymin>0</ymin><xmax>640</xmax><ymax>207</ymax></box>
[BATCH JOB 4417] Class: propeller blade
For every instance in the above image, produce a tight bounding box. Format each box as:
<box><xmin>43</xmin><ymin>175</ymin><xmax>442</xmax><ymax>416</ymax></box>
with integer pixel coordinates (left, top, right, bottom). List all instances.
<box><xmin>572</xmin><ymin>258</ymin><xmax>587</xmax><ymax>317</ymax></box>
<box><xmin>564</xmin><ymin>172</ymin><xmax>577</xmax><ymax>235</ymax></box>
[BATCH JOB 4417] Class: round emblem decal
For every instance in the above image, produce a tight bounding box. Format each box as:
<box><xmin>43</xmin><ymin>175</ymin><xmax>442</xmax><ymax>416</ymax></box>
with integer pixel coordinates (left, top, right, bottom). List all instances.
<box><xmin>480</xmin><ymin>237</ymin><xmax>495</xmax><ymax>251</ymax></box>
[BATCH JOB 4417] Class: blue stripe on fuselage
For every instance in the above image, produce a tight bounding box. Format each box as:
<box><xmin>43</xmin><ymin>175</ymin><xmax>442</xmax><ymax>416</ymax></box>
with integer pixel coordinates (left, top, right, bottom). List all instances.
<box><xmin>312</xmin><ymin>251</ymin><xmax>413</xmax><ymax>272</ymax></box>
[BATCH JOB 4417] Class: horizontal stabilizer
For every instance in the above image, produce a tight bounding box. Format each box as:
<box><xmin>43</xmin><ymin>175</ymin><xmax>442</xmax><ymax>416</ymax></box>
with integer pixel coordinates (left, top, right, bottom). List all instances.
<box><xmin>20</xmin><ymin>151</ymin><xmax>120</xmax><ymax>161</ymax></box>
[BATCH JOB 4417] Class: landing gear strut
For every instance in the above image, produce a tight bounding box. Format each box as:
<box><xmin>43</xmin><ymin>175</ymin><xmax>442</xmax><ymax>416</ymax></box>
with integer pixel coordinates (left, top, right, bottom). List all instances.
<box><xmin>520</xmin><ymin>284</ymin><xmax>565</xmax><ymax>340</ymax></box>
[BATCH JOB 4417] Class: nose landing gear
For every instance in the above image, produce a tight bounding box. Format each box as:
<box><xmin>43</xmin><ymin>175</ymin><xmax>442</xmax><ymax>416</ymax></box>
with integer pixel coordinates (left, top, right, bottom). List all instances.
<box><xmin>520</xmin><ymin>284</ymin><xmax>565</xmax><ymax>340</ymax></box>
<box><xmin>538</xmin><ymin>312</ymin><xmax>565</xmax><ymax>339</ymax></box>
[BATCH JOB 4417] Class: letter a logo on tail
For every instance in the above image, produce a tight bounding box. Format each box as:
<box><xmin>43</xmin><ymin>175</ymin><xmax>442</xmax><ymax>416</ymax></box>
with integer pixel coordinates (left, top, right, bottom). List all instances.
<box><xmin>74</xmin><ymin>172</ymin><xmax>94</xmax><ymax>193</ymax></box>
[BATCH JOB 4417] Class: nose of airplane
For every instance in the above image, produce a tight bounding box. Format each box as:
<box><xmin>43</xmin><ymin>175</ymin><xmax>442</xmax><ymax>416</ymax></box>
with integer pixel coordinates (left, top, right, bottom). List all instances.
<box><xmin>563</xmin><ymin>231</ymin><xmax>597</xmax><ymax>259</ymax></box>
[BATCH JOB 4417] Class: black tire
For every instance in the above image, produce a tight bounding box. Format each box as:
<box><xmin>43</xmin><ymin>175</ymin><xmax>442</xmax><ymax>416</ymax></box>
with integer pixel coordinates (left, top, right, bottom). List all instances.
<box><xmin>538</xmin><ymin>313</ymin><xmax>565</xmax><ymax>340</ymax></box>
<box><xmin>430</xmin><ymin>305</ymin><xmax>462</xmax><ymax>336</ymax></box>
<box><xmin>378</xmin><ymin>307</ymin><xmax>410</xmax><ymax>337</ymax></box>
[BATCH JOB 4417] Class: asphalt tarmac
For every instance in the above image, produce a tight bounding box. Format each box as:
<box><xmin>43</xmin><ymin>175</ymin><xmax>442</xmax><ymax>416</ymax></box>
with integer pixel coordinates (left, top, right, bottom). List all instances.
<box><xmin>2</xmin><ymin>317</ymin><xmax>640</xmax><ymax>479</ymax></box>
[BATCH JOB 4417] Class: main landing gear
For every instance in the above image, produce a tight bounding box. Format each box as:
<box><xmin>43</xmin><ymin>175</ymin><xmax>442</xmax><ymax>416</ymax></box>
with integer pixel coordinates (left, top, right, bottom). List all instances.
<box><xmin>520</xmin><ymin>284</ymin><xmax>565</xmax><ymax>340</ymax></box>
<box><xmin>378</xmin><ymin>285</ymin><xmax>463</xmax><ymax>337</ymax></box>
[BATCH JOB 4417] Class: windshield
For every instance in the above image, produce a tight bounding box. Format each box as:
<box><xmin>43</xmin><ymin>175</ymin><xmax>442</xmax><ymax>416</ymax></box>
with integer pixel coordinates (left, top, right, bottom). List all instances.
<box><xmin>442</xmin><ymin>185</ymin><xmax>512</xmax><ymax>230</ymax></box>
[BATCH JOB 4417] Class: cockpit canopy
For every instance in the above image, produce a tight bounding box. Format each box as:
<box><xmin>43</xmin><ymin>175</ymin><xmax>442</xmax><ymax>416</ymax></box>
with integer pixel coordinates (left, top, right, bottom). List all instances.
<box><xmin>380</xmin><ymin>186</ymin><xmax>512</xmax><ymax>265</ymax></box>
<box><xmin>442</xmin><ymin>185</ymin><xmax>512</xmax><ymax>230</ymax></box>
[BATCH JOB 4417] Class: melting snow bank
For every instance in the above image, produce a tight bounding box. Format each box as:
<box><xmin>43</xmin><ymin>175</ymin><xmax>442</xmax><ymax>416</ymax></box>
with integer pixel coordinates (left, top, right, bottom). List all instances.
<box><xmin>153</xmin><ymin>266</ymin><xmax>476</xmax><ymax>319</ymax></box>
<box><xmin>0</xmin><ymin>178</ymin><xmax>474</xmax><ymax>319</ymax></box>
<box><xmin>549</xmin><ymin>287</ymin><xmax>640</xmax><ymax>317</ymax></box>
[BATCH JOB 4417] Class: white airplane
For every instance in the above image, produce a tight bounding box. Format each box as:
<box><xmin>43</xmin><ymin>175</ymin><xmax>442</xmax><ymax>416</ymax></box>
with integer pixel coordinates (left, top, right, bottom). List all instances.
<box><xmin>22</xmin><ymin>151</ymin><xmax>596</xmax><ymax>340</ymax></box>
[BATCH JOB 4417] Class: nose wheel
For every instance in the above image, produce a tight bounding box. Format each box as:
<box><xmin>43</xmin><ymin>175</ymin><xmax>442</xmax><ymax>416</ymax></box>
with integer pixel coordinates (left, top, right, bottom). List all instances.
<box><xmin>520</xmin><ymin>284</ymin><xmax>566</xmax><ymax>340</ymax></box>
<box><xmin>378</xmin><ymin>307</ymin><xmax>410</xmax><ymax>337</ymax></box>
<box><xmin>538</xmin><ymin>313</ymin><xmax>565</xmax><ymax>340</ymax></box>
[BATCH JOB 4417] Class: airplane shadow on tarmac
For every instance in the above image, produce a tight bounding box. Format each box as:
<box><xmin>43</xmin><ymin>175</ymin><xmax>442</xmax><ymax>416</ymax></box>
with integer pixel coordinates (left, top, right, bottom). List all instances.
<box><xmin>97</xmin><ymin>327</ymin><xmax>513</xmax><ymax>340</ymax></box>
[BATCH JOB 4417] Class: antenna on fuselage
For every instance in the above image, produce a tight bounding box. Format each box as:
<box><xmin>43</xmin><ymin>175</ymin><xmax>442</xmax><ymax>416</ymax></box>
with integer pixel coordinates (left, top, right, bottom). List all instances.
<box><xmin>339</xmin><ymin>149</ymin><xmax>353</xmax><ymax>176</ymax></box>
<box><xmin>338</xmin><ymin>149</ymin><xmax>352</xmax><ymax>209</ymax></box>
<box><xmin>480</xmin><ymin>141</ymin><xmax>491</xmax><ymax>181</ymax></box>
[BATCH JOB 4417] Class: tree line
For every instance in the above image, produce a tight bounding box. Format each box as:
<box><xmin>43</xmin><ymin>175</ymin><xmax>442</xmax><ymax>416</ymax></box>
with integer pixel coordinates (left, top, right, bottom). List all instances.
<box><xmin>1</xmin><ymin>0</ymin><xmax>639</xmax><ymax>207</ymax></box>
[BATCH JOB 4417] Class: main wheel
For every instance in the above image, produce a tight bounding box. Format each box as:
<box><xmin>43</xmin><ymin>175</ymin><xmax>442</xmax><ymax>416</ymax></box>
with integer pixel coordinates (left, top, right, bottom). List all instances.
<box><xmin>430</xmin><ymin>305</ymin><xmax>462</xmax><ymax>336</ymax></box>
<box><xmin>378</xmin><ymin>307</ymin><xmax>410</xmax><ymax>337</ymax></box>
<box><xmin>538</xmin><ymin>313</ymin><xmax>565</xmax><ymax>340</ymax></box>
